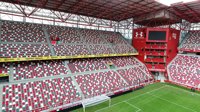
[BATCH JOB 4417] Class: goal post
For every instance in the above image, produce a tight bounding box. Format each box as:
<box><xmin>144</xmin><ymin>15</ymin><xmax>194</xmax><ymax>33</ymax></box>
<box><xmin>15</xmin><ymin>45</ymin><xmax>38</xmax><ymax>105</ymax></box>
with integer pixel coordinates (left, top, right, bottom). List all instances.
<box><xmin>82</xmin><ymin>95</ymin><xmax>111</xmax><ymax>112</ymax></box>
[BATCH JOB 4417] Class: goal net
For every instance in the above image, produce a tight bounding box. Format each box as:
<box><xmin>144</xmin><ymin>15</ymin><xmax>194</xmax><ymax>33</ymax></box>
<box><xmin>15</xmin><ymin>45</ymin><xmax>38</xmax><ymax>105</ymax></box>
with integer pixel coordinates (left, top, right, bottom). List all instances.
<box><xmin>82</xmin><ymin>95</ymin><xmax>111</xmax><ymax>112</ymax></box>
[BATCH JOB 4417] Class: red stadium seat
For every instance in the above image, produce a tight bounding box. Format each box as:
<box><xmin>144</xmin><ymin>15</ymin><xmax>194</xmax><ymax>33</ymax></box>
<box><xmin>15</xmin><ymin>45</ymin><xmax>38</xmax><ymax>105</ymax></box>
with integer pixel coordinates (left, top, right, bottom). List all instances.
<box><xmin>168</xmin><ymin>54</ymin><xmax>200</xmax><ymax>87</ymax></box>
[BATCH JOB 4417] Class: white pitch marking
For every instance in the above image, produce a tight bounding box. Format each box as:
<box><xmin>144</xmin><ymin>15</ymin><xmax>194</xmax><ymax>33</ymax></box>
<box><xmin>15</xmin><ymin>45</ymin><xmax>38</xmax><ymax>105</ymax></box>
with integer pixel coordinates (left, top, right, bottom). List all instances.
<box><xmin>148</xmin><ymin>92</ymin><xmax>198</xmax><ymax>112</ymax></box>
<box><xmin>95</xmin><ymin>85</ymin><xmax>167</xmax><ymax>112</ymax></box>
<box><xmin>123</xmin><ymin>101</ymin><xmax>141</xmax><ymax>112</ymax></box>
<box><xmin>166</xmin><ymin>85</ymin><xmax>200</xmax><ymax>97</ymax></box>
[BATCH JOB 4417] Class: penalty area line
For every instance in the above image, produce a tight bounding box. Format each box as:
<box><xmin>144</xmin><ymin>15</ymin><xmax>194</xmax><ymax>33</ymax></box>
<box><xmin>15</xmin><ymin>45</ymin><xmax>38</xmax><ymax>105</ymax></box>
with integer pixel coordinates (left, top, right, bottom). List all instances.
<box><xmin>123</xmin><ymin>101</ymin><xmax>141</xmax><ymax>112</ymax></box>
<box><xmin>95</xmin><ymin>85</ymin><xmax>167</xmax><ymax>112</ymax></box>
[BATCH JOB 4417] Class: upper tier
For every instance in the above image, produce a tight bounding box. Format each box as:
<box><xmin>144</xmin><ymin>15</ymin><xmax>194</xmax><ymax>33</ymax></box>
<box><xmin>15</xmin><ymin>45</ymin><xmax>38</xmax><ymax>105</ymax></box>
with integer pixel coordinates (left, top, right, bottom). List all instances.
<box><xmin>0</xmin><ymin>20</ymin><xmax>137</xmax><ymax>61</ymax></box>
<box><xmin>179</xmin><ymin>30</ymin><xmax>200</xmax><ymax>52</ymax></box>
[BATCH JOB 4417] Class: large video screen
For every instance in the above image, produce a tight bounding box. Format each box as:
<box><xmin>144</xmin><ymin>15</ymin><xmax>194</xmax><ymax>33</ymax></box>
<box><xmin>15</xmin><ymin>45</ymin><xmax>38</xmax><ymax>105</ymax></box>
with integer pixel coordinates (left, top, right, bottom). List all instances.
<box><xmin>148</xmin><ymin>31</ymin><xmax>166</xmax><ymax>41</ymax></box>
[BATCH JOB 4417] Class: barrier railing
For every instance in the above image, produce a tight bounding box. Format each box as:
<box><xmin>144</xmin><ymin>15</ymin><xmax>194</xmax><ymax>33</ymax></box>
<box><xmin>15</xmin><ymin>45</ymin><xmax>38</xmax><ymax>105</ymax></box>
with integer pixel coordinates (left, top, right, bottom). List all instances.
<box><xmin>0</xmin><ymin>53</ymin><xmax>138</xmax><ymax>62</ymax></box>
<box><xmin>0</xmin><ymin>74</ymin><xmax>9</xmax><ymax>77</ymax></box>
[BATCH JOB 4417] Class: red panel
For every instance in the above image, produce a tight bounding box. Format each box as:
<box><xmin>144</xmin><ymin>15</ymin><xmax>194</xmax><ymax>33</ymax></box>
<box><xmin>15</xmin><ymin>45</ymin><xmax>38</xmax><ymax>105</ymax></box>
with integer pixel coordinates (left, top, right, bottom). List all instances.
<box><xmin>133</xmin><ymin>27</ymin><xmax>180</xmax><ymax>73</ymax></box>
<box><xmin>166</xmin><ymin>29</ymin><xmax>180</xmax><ymax>64</ymax></box>
<box><xmin>132</xmin><ymin>28</ymin><xmax>146</xmax><ymax>62</ymax></box>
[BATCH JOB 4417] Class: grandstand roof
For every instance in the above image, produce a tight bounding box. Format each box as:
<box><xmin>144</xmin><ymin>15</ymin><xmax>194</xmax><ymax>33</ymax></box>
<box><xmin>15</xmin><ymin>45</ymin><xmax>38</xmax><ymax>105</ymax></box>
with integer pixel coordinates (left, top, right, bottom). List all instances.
<box><xmin>168</xmin><ymin>1</ymin><xmax>200</xmax><ymax>23</ymax></box>
<box><xmin>2</xmin><ymin>0</ymin><xmax>200</xmax><ymax>23</ymax></box>
<box><xmin>2</xmin><ymin>0</ymin><xmax>167</xmax><ymax>21</ymax></box>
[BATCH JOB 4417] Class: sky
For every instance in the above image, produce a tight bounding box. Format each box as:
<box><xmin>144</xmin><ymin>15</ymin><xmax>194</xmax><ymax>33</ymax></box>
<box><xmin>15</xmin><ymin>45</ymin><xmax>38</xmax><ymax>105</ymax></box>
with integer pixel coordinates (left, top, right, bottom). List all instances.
<box><xmin>156</xmin><ymin>0</ymin><xmax>197</xmax><ymax>6</ymax></box>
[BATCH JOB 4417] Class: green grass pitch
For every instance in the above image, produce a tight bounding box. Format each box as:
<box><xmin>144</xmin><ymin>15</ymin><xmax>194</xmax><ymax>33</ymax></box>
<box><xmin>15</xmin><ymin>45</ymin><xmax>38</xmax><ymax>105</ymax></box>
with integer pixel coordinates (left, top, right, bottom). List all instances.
<box><xmin>72</xmin><ymin>83</ymin><xmax>200</xmax><ymax>112</ymax></box>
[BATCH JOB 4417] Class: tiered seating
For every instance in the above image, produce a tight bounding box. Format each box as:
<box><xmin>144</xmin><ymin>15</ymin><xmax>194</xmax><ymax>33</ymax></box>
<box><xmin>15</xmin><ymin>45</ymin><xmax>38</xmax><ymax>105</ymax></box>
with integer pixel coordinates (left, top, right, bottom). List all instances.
<box><xmin>13</xmin><ymin>61</ymin><xmax>69</xmax><ymax>80</ymax></box>
<box><xmin>1</xmin><ymin>56</ymin><xmax>153</xmax><ymax>111</ymax></box>
<box><xmin>171</xmin><ymin>55</ymin><xmax>199</xmax><ymax>67</ymax></box>
<box><xmin>168</xmin><ymin>55</ymin><xmax>200</xmax><ymax>87</ymax></box>
<box><xmin>117</xmin><ymin>67</ymin><xmax>150</xmax><ymax>86</ymax></box>
<box><xmin>138</xmin><ymin>64</ymin><xmax>152</xmax><ymax>77</ymax></box>
<box><xmin>179</xmin><ymin>30</ymin><xmax>200</xmax><ymax>52</ymax></box>
<box><xmin>0</xmin><ymin>63</ymin><xmax>9</xmax><ymax>74</ymax></box>
<box><xmin>0</xmin><ymin>43</ymin><xmax>51</xmax><ymax>58</ymax></box>
<box><xmin>104</xmin><ymin>32</ymin><xmax>126</xmax><ymax>44</ymax></box>
<box><xmin>2</xmin><ymin>77</ymin><xmax>81</xmax><ymax>112</ymax></box>
<box><xmin>110</xmin><ymin>57</ymin><xmax>152</xmax><ymax>78</ymax></box>
<box><xmin>180</xmin><ymin>44</ymin><xmax>200</xmax><ymax>52</ymax></box>
<box><xmin>46</xmin><ymin>25</ymin><xmax>82</xmax><ymax>43</ymax></box>
<box><xmin>80</xmin><ymin>29</ymin><xmax>107</xmax><ymax>44</ymax></box>
<box><xmin>75</xmin><ymin>71</ymin><xmax>128</xmax><ymax>97</ymax></box>
<box><xmin>89</xmin><ymin>45</ymin><xmax>114</xmax><ymax>54</ymax></box>
<box><xmin>1</xmin><ymin>21</ymin><xmax>46</xmax><ymax>42</ymax></box>
<box><xmin>47</xmin><ymin>25</ymin><xmax>137</xmax><ymax>55</ymax></box>
<box><xmin>53</xmin><ymin>44</ymin><xmax>90</xmax><ymax>56</ymax></box>
<box><xmin>0</xmin><ymin>20</ymin><xmax>138</xmax><ymax>58</ymax></box>
<box><xmin>113</xmin><ymin>45</ymin><xmax>136</xmax><ymax>54</ymax></box>
<box><xmin>68</xmin><ymin>58</ymin><xmax>107</xmax><ymax>73</ymax></box>
<box><xmin>110</xmin><ymin>56</ymin><xmax>140</xmax><ymax>67</ymax></box>
<box><xmin>0</xmin><ymin>21</ymin><xmax>51</xmax><ymax>58</ymax></box>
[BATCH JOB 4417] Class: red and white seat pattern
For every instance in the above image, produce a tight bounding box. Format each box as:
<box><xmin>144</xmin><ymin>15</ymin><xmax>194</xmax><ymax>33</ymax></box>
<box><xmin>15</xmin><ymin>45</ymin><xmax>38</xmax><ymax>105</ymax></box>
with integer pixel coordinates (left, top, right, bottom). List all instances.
<box><xmin>46</xmin><ymin>25</ymin><xmax>137</xmax><ymax>55</ymax></box>
<box><xmin>0</xmin><ymin>63</ymin><xmax>9</xmax><ymax>74</ymax></box>
<box><xmin>110</xmin><ymin>56</ymin><xmax>140</xmax><ymax>67</ymax></box>
<box><xmin>117</xmin><ymin>67</ymin><xmax>151</xmax><ymax>86</ymax></box>
<box><xmin>138</xmin><ymin>64</ymin><xmax>152</xmax><ymax>77</ymax></box>
<box><xmin>53</xmin><ymin>44</ymin><xmax>90</xmax><ymax>56</ymax></box>
<box><xmin>1</xmin><ymin>21</ymin><xmax>46</xmax><ymax>42</ymax></box>
<box><xmin>13</xmin><ymin>61</ymin><xmax>69</xmax><ymax>80</ymax></box>
<box><xmin>68</xmin><ymin>58</ymin><xmax>108</xmax><ymax>73</ymax></box>
<box><xmin>2</xmin><ymin>77</ymin><xmax>81</xmax><ymax>112</ymax></box>
<box><xmin>0</xmin><ymin>43</ymin><xmax>51</xmax><ymax>58</ymax></box>
<box><xmin>80</xmin><ymin>29</ymin><xmax>107</xmax><ymax>44</ymax></box>
<box><xmin>168</xmin><ymin>54</ymin><xmax>200</xmax><ymax>87</ymax></box>
<box><xmin>89</xmin><ymin>45</ymin><xmax>114</xmax><ymax>54</ymax></box>
<box><xmin>104</xmin><ymin>32</ymin><xmax>127</xmax><ymax>44</ymax></box>
<box><xmin>46</xmin><ymin>25</ymin><xmax>82</xmax><ymax>43</ymax></box>
<box><xmin>1</xmin><ymin>56</ymin><xmax>153</xmax><ymax>111</ymax></box>
<box><xmin>170</xmin><ymin>55</ymin><xmax>199</xmax><ymax>67</ymax></box>
<box><xmin>179</xmin><ymin>31</ymin><xmax>200</xmax><ymax>52</ymax></box>
<box><xmin>75</xmin><ymin>71</ymin><xmax>128</xmax><ymax>97</ymax></box>
<box><xmin>180</xmin><ymin>44</ymin><xmax>200</xmax><ymax>52</ymax></box>
<box><xmin>0</xmin><ymin>20</ymin><xmax>138</xmax><ymax>57</ymax></box>
<box><xmin>113</xmin><ymin>45</ymin><xmax>136</xmax><ymax>54</ymax></box>
<box><xmin>0</xmin><ymin>57</ymin><xmax>151</xmax><ymax>81</ymax></box>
